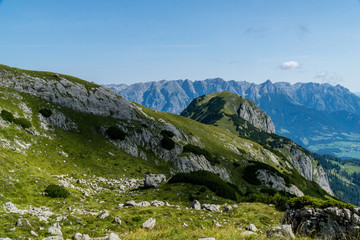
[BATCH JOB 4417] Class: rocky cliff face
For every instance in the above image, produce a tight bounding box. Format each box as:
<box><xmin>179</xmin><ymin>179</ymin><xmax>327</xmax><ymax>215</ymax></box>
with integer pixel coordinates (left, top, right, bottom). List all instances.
<box><xmin>0</xmin><ymin>67</ymin><xmax>136</xmax><ymax>120</ymax></box>
<box><xmin>237</xmin><ymin>100</ymin><xmax>275</xmax><ymax>134</ymax></box>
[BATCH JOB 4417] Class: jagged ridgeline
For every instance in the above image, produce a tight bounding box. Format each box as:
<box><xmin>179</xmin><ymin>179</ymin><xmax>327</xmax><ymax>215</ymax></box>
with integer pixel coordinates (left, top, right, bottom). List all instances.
<box><xmin>0</xmin><ymin>64</ymin><xmax>344</xmax><ymax>239</ymax></box>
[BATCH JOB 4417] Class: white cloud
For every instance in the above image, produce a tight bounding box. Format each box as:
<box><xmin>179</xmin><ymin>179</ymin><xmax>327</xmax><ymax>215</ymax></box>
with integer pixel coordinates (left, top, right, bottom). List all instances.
<box><xmin>314</xmin><ymin>72</ymin><xmax>343</xmax><ymax>85</ymax></box>
<box><xmin>279</xmin><ymin>61</ymin><xmax>300</xmax><ymax>70</ymax></box>
<box><xmin>315</xmin><ymin>72</ymin><xmax>328</xmax><ymax>79</ymax></box>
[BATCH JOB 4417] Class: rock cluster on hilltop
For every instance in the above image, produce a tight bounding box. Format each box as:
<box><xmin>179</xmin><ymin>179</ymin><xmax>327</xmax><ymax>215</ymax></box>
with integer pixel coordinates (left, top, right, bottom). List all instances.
<box><xmin>284</xmin><ymin>206</ymin><xmax>360</xmax><ymax>239</ymax></box>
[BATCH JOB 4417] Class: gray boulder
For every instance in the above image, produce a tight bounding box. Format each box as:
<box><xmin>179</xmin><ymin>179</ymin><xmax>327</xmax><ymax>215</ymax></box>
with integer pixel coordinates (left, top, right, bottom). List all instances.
<box><xmin>73</xmin><ymin>233</ymin><xmax>91</xmax><ymax>240</ymax></box>
<box><xmin>15</xmin><ymin>218</ymin><xmax>31</xmax><ymax>227</ymax></box>
<box><xmin>266</xmin><ymin>225</ymin><xmax>295</xmax><ymax>239</ymax></box>
<box><xmin>30</xmin><ymin>230</ymin><xmax>38</xmax><ymax>237</ymax></box>
<box><xmin>113</xmin><ymin>217</ymin><xmax>122</xmax><ymax>225</ymax></box>
<box><xmin>47</xmin><ymin>222</ymin><xmax>62</xmax><ymax>236</ymax></box>
<box><xmin>246</xmin><ymin>224</ymin><xmax>257</xmax><ymax>232</ymax></box>
<box><xmin>151</xmin><ymin>200</ymin><xmax>165</xmax><ymax>207</ymax></box>
<box><xmin>3</xmin><ymin>202</ymin><xmax>18</xmax><ymax>213</ymax></box>
<box><xmin>201</xmin><ymin>204</ymin><xmax>221</xmax><ymax>212</ymax></box>
<box><xmin>98</xmin><ymin>211</ymin><xmax>109</xmax><ymax>220</ymax></box>
<box><xmin>144</xmin><ymin>174</ymin><xmax>166</xmax><ymax>188</ymax></box>
<box><xmin>191</xmin><ymin>200</ymin><xmax>201</xmax><ymax>210</ymax></box>
<box><xmin>138</xmin><ymin>201</ymin><xmax>151</xmax><ymax>207</ymax></box>
<box><xmin>124</xmin><ymin>200</ymin><xmax>138</xmax><ymax>207</ymax></box>
<box><xmin>223</xmin><ymin>206</ymin><xmax>233</xmax><ymax>212</ymax></box>
<box><xmin>108</xmin><ymin>233</ymin><xmax>120</xmax><ymax>240</ymax></box>
<box><xmin>142</xmin><ymin>218</ymin><xmax>156</xmax><ymax>229</ymax></box>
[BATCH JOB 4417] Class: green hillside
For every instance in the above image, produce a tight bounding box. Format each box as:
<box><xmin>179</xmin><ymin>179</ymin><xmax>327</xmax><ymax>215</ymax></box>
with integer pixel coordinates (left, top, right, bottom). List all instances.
<box><xmin>0</xmin><ymin>65</ymin><xmax>345</xmax><ymax>239</ymax></box>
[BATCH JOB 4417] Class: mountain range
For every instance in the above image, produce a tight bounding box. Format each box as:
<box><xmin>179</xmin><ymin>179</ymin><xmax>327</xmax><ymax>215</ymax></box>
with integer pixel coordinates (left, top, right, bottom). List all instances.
<box><xmin>107</xmin><ymin>79</ymin><xmax>360</xmax><ymax>158</ymax></box>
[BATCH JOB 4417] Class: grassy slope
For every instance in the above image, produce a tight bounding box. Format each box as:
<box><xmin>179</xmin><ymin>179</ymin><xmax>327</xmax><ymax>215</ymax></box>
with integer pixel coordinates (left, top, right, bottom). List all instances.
<box><xmin>0</xmin><ymin>84</ymin><xmax>285</xmax><ymax>239</ymax></box>
<box><xmin>0</xmin><ymin>66</ymin><xmax>330</xmax><ymax>239</ymax></box>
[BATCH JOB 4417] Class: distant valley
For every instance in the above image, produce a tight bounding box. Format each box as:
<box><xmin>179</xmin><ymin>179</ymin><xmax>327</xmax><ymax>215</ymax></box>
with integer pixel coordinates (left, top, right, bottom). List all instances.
<box><xmin>107</xmin><ymin>79</ymin><xmax>360</xmax><ymax>159</ymax></box>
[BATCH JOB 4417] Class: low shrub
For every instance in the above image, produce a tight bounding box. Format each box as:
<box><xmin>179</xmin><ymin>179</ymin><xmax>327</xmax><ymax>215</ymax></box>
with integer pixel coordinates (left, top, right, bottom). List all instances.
<box><xmin>183</xmin><ymin>144</ymin><xmax>220</xmax><ymax>165</ymax></box>
<box><xmin>14</xmin><ymin>118</ymin><xmax>32</xmax><ymax>129</ymax></box>
<box><xmin>45</xmin><ymin>184</ymin><xmax>70</xmax><ymax>198</ymax></box>
<box><xmin>1</xmin><ymin>110</ymin><xmax>32</xmax><ymax>128</ymax></box>
<box><xmin>169</xmin><ymin>170</ymin><xmax>240</xmax><ymax>201</ymax></box>
<box><xmin>1</xmin><ymin>110</ymin><xmax>15</xmax><ymax>122</ymax></box>
<box><xmin>287</xmin><ymin>195</ymin><xmax>354</xmax><ymax>210</ymax></box>
<box><xmin>132</xmin><ymin>216</ymin><xmax>142</xmax><ymax>222</ymax></box>
<box><xmin>39</xmin><ymin>108</ymin><xmax>53</xmax><ymax>118</ymax></box>
<box><xmin>161</xmin><ymin>130</ymin><xmax>175</xmax><ymax>138</ymax></box>
<box><xmin>106</xmin><ymin>126</ymin><xmax>126</xmax><ymax>140</ymax></box>
<box><xmin>160</xmin><ymin>136</ymin><xmax>175</xmax><ymax>150</ymax></box>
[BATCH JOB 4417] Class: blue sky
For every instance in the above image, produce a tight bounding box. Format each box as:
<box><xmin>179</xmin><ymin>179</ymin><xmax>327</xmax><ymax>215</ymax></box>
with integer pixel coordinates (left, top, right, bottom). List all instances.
<box><xmin>1</xmin><ymin>0</ymin><xmax>360</xmax><ymax>91</ymax></box>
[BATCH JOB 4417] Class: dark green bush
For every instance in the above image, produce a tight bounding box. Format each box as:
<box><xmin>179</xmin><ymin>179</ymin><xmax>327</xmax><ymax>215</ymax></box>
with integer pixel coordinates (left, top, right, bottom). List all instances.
<box><xmin>132</xmin><ymin>216</ymin><xmax>142</xmax><ymax>222</ymax></box>
<box><xmin>1</xmin><ymin>110</ymin><xmax>15</xmax><ymax>122</ymax></box>
<box><xmin>161</xmin><ymin>130</ymin><xmax>175</xmax><ymax>138</ymax></box>
<box><xmin>14</xmin><ymin>118</ymin><xmax>32</xmax><ymax>129</ymax></box>
<box><xmin>169</xmin><ymin>170</ymin><xmax>240</xmax><ymax>201</ymax></box>
<box><xmin>199</xmin><ymin>186</ymin><xmax>207</xmax><ymax>193</ymax></box>
<box><xmin>1</xmin><ymin>110</ymin><xmax>32</xmax><ymax>128</ymax></box>
<box><xmin>183</xmin><ymin>144</ymin><xmax>220</xmax><ymax>165</ymax></box>
<box><xmin>160</xmin><ymin>136</ymin><xmax>175</xmax><ymax>150</ymax></box>
<box><xmin>106</xmin><ymin>126</ymin><xmax>126</xmax><ymax>140</ymax></box>
<box><xmin>45</xmin><ymin>184</ymin><xmax>70</xmax><ymax>198</ymax></box>
<box><xmin>39</xmin><ymin>108</ymin><xmax>53</xmax><ymax>118</ymax></box>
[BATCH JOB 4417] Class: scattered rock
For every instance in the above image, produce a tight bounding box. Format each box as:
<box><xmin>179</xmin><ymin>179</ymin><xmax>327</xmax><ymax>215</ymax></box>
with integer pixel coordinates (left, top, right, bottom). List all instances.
<box><xmin>266</xmin><ymin>224</ymin><xmax>295</xmax><ymax>239</ymax></box>
<box><xmin>223</xmin><ymin>206</ymin><xmax>232</xmax><ymax>212</ymax></box>
<box><xmin>201</xmin><ymin>204</ymin><xmax>221</xmax><ymax>212</ymax></box>
<box><xmin>246</xmin><ymin>224</ymin><xmax>257</xmax><ymax>232</ymax></box>
<box><xmin>15</xmin><ymin>218</ymin><xmax>31</xmax><ymax>227</ymax></box>
<box><xmin>42</xmin><ymin>236</ymin><xmax>64</xmax><ymax>240</ymax></box>
<box><xmin>108</xmin><ymin>233</ymin><xmax>121</xmax><ymax>240</ymax></box>
<box><xmin>198</xmin><ymin>238</ymin><xmax>215</xmax><ymax>240</ymax></box>
<box><xmin>98</xmin><ymin>211</ymin><xmax>109</xmax><ymax>220</ymax></box>
<box><xmin>3</xmin><ymin>202</ymin><xmax>18</xmax><ymax>213</ymax></box>
<box><xmin>73</xmin><ymin>233</ymin><xmax>91</xmax><ymax>240</ymax></box>
<box><xmin>212</xmin><ymin>220</ymin><xmax>222</xmax><ymax>227</ymax></box>
<box><xmin>115</xmin><ymin>204</ymin><xmax>124</xmax><ymax>209</ymax></box>
<box><xmin>151</xmin><ymin>200</ymin><xmax>165</xmax><ymax>207</ymax></box>
<box><xmin>191</xmin><ymin>200</ymin><xmax>201</xmax><ymax>210</ymax></box>
<box><xmin>30</xmin><ymin>230</ymin><xmax>38</xmax><ymax>237</ymax></box>
<box><xmin>142</xmin><ymin>218</ymin><xmax>156</xmax><ymax>229</ymax></box>
<box><xmin>138</xmin><ymin>201</ymin><xmax>151</xmax><ymax>207</ymax></box>
<box><xmin>144</xmin><ymin>174</ymin><xmax>166</xmax><ymax>188</ymax></box>
<box><xmin>113</xmin><ymin>217</ymin><xmax>122</xmax><ymax>225</ymax></box>
<box><xmin>183</xmin><ymin>222</ymin><xmax>188</xmax><ymax>227</ymax></box>
<box><xmin>47</xmin><ymin>222</ymin><xmax>62</xmax><ymax>236</ymax></box>
<box><xmin>124</xmin><ymin>200</ymin><xmax>138</xmax><ymax>207</ymax></box>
